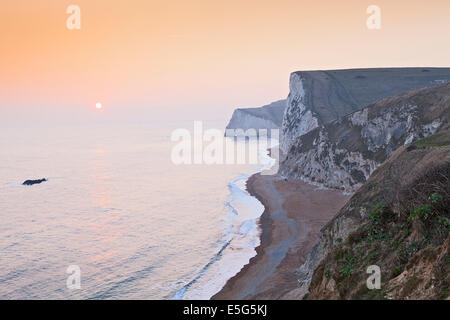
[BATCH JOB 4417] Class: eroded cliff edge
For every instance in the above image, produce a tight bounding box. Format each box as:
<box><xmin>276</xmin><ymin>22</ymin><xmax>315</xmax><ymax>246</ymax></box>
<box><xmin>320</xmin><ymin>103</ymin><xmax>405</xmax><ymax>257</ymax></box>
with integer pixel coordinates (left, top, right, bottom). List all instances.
<box><xmin>281</xmin><ymin>68</ymin><xmax>450</xmax><ymax>152</ymax></box>
<box><xmin>280</xmin><ymin>83</ymin><xmax>450</xmax><ymax>193</ymax></box>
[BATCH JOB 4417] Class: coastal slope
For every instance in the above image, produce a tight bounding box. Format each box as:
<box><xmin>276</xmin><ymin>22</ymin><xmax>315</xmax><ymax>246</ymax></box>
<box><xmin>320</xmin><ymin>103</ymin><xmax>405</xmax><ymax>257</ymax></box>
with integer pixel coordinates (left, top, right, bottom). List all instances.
<box><xmin>304</xmin><ymin>129</ymin><xmax>450</xmax><ymax>299</ymax></box>
<box><xmin>287</xmin><ymin>83</ymin><xmax>450</xmax><ymax>299</ymax></box>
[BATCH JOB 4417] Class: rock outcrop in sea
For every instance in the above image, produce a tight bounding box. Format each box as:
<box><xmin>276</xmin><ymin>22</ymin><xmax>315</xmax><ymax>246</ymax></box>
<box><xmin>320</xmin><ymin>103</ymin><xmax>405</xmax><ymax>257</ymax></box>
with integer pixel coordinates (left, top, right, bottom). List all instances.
<box><xmin>23</xmin><ymin>178</ymin><xmax>47</xmax><ymax>186</ymax></box>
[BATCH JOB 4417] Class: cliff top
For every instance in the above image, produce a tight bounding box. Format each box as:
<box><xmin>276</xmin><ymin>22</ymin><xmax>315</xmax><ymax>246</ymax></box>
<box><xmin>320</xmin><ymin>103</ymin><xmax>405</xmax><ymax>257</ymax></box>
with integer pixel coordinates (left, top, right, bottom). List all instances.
<box><xmin>291</xmin><ymin>67</ymin><xmax>450</xmax><ymax>123</ymax></box>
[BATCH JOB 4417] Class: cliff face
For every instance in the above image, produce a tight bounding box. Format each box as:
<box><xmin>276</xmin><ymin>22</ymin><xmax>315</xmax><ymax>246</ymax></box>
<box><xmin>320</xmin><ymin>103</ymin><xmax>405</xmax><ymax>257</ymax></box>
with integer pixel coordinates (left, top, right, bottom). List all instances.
<box><xmin>302</xmin><ymin>129</ymin><xmax>450</xmax><ymax>300</ymax></box>
<box><xmin>225</xmin><ymin>100</ymin><xmax>286</xmax><ymax>136</ymax></box>
<box><xmin>281</xmin><ymin>68</ymin><xmax>450</xmax><ymax>152</ymax></box>
<box><xmin>280</xmin><ymin>83</ymin><xmax>450</xmax><ymax>193</ymax></box>
<box><xmin>223</xmin><ymin>68</ymin><xmax>450</xmax><ymax>300</ymax></box>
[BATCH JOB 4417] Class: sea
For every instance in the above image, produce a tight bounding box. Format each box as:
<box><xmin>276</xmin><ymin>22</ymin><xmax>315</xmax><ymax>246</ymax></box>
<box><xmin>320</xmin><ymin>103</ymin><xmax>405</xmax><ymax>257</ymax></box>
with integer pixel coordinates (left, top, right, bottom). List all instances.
<box><xmin>0</xmin><ymin>118</ymin><xmax>274</xmax><ymax>299</ymax></box>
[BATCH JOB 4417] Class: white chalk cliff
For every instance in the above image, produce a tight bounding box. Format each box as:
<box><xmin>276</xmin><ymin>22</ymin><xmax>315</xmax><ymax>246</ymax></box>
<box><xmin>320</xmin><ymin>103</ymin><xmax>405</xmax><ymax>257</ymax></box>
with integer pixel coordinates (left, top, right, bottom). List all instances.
<box><xmin>226</xmin><ymin>100</ymin><xmax>286</xmax><ymax>136</ymax></box>
<box><xmin>280</xmin><ymin>83</ymin><xmax>450</xmax><ymax>192</ymax></box>
<box><xmin>281</xmin><ymin>68</ymin><xmax>450</xmax><ymax>153</ymax></box>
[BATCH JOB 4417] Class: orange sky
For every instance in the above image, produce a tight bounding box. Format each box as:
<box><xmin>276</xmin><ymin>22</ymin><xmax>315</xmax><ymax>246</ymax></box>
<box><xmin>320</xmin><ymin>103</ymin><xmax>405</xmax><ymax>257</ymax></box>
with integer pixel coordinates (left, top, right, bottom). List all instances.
<box><xmin>1</xmin><ymin>0</ymin><xmax>449</xmax><ymax>121</ymax></box>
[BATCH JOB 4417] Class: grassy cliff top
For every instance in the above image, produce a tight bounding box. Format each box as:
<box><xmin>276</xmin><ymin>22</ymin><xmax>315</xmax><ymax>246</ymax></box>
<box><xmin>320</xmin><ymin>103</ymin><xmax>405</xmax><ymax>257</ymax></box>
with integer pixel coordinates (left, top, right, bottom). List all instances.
<box><xmin>292</xmin><ymin>68</ymin><xmax>450</xmax><ymax>123</ymax></box>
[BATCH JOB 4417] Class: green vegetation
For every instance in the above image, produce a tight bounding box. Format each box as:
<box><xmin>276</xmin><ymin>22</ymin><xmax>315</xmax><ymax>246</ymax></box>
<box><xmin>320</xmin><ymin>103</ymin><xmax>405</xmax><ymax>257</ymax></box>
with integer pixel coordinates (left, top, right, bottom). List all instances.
<box><xmin>367</xmin><ymin>252</ymin><xmax>378</xmax><ymax>262</ymax></box>
<box><xmin>408</xmin><ymin>204</ymin><xmax>431</xmax><ymax>222</ymax></box>
<box><xmin>414</xmin><ymin>131</ymin><xmax>450</xmax><ymax>147</ymax></box>
<box><xmin>315</xmin><ymin>187</ymin><xmax>448</xmax><ymax>299</ymax></box>
<box><xmin>430</xmin><ymin>193</ymin><xmax>443</xmax><ymax>204</ymax></box>
<box><xmin>438</xmin><ymin>216</ymin><xmax>450</xmax><ymax>227</ymax></box>
<box><xmin>393</xmin><ymin>267</ymin><xmax>403</xmax><ymax>277</ymax></box>
<box><xmin>339</xmin><ymin>254</ymin><xmax>357</xmax><ymax>278</ymax></box>
<box><xmin>306</xmin><ymin>154</ymin><xmax>449</xmax><ymax>300</ymax></box>
<box><xmin>368</xmin><ymin>203</ymin><xmax>386</xmax><ymax>220</ymax></box>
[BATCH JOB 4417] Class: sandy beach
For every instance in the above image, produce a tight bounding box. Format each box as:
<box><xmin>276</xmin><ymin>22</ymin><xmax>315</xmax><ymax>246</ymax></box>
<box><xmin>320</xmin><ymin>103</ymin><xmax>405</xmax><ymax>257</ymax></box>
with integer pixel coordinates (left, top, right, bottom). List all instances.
<box><xmin>212</xmin><ymin>173</ymin><xmax>350</xmax><ymax>300</ymax></box>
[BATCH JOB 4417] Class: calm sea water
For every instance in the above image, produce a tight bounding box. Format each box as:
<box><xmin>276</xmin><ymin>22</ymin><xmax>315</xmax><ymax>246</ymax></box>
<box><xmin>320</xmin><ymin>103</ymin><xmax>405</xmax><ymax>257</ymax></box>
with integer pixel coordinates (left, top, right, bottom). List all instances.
<box><xmin>0</xmin><ymin>121</ymin><xmax>272</xmax><ymax>299</ymax></box>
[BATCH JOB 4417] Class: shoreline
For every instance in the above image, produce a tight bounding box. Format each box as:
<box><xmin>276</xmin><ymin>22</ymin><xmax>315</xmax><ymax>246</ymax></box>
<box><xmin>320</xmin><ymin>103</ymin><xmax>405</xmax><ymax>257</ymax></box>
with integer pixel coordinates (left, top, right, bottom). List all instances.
<box><xmin>212</xmin><ymin>173</ymin><xmax>350</xmax><ymax>300</ymax></box>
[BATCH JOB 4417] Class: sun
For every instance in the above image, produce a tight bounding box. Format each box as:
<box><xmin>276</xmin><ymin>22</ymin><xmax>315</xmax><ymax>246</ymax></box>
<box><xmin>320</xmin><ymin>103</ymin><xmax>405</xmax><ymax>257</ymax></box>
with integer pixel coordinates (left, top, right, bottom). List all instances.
<box><xmin>96</xmin><ymin>102</ymin><xmax>102</xmax><ymax>109</ymax></box>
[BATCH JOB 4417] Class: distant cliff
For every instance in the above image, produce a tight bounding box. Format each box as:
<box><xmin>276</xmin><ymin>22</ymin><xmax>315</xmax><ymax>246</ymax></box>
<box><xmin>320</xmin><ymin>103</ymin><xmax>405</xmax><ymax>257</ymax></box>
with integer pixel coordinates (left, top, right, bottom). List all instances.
<box><xmin>281</xmin><ymin>68</ymin><xmax>450</xmax><ymax>152</ymax></box>
<box><xmin>226</xmin><ymin>100</ymin><xmax>286</xmax><ymax>136</ymax></box>
<box><xmin>280</xmin><ymin>83</ymin><xmax>450</xmax><ymax>193</ymax></box>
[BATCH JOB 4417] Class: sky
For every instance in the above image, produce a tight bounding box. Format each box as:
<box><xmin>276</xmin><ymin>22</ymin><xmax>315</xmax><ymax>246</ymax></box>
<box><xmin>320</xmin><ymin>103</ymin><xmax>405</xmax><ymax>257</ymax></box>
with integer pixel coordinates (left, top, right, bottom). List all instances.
<box><xmin>1</xmin><ymin>0</ymin><xmax>449</xmax><ymax>124</ymax></box>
